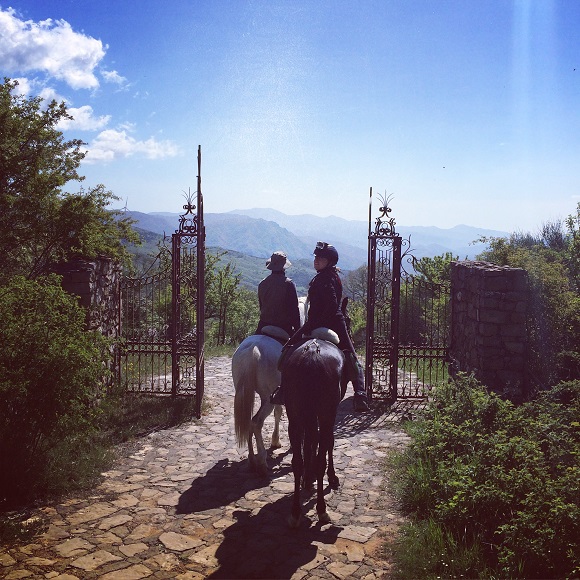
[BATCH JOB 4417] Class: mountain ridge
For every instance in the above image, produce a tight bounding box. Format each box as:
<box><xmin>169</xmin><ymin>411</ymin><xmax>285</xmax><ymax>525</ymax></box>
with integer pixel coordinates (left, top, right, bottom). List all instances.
<box><xmin>125</xmin><ymin>208</ymin><xmax>508</xmax><ymax>271</ymax></box>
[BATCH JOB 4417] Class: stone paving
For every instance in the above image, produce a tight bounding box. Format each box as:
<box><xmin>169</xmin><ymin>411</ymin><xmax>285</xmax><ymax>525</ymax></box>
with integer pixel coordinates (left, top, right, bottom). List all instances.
<box><xmin>0</xmin><ymin>356</ymin><xmax>411</xmax><ymax>579</ymax></box>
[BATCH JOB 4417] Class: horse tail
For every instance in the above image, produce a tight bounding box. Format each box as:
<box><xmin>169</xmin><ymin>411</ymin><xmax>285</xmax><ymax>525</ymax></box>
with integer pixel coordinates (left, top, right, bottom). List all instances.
<box><xmin>233</xmin><ymin>346</ymin><xmax>258</xmax><ymax>448</ymax></box>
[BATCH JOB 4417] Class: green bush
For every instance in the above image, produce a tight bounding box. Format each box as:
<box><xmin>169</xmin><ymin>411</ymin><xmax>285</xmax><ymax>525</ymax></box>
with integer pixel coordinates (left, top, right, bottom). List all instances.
<box><xmin>390</xmin><ymin>374</ymin><xmax>580</xmax><ymax>579</ymax></box>
<box><xmin>0</xmin><ymin>275</ymin><xmax>109</xmax><ymax>505</ymax></box>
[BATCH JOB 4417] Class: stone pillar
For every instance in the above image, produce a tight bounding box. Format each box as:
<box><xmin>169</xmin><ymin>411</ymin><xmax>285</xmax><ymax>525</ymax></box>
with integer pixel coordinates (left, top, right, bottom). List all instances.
<box><xmin>450</xmin><ymin>261</ymin><xmax>529</xmax><ymax>401</ymax></box>
<box><xmin>53</xmin><ymin>257</ymin><xmax>121</xmax><ymax>391</ymax></box>
<box><xmin>54</xmin><ymin>257</ymin><xmax>120</xmax><ymax>339</ymax></box>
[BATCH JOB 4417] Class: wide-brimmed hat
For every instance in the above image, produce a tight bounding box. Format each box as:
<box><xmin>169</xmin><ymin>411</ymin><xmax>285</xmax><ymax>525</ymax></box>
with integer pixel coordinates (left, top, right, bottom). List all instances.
<box><xmin>266</xmin><ymin>251</ymin><xmax>291</xmax><ymax>270</ymax></box>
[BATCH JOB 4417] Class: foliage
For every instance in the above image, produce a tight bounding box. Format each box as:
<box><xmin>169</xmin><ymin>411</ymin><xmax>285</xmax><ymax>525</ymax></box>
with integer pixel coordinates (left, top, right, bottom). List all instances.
<box><xmin>477</xmin><ymin>211</ymin><xmax>580</xmax><ymax>386</ymax></box>
<box><xmin>342</xmin><ymin>265</ymin><xmax>368</xmax><ymax>346</ymax></box>
<box><xmin>0</xmin><ymin>275</ymin><xmax>109</xmax><ymax>505</ymax></box>
<box><xmin>412</xmin><ymin>252</ymin><xmax>457</xmax><ymax>285</ymax></box>
<box><xmin>220</xmin><ymin>286</ymin><xmax>260</xmax><ymax>345</ymax></box>
<box><xmin>0</xmin><ymin>78</ymin><xmax>139</xmax><ymax>281</ymax></box>
<box><xmin>390</xmin><ymin>374</ymin><xmax>580</xmax><ymax>579</ymax></box>
<box><xmin>565</xmin><ymin>202</ymin><xmax>580</xmax><ymax>291</ymax></box>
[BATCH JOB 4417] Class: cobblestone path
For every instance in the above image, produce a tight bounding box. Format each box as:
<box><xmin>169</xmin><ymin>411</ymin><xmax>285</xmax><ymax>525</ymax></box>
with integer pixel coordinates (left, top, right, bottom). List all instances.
<box><xmin>0</xmin><ymin>356</ymin><xmax>410</xmax><ymax>579</ymax></box>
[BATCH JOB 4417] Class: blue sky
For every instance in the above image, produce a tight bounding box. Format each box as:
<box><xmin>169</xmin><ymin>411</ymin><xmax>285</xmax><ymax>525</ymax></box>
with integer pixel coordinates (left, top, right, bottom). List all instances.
<box><xmin>1</xmin><ymin>1</ymin><xmax>579</xmax><ymax>232</ymax></box>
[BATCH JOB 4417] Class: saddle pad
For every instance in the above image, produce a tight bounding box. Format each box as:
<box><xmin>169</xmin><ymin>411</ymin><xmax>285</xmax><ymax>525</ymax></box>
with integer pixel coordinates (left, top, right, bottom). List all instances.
<box><xmin>261</xmin><ymin>325</ymin><xmax>290</xmax><ymax>341</ymax></box>
<box><xmin>307</xmin><ymin>327</ymin><xmax>340</xmax><ymax>345</ymax></box>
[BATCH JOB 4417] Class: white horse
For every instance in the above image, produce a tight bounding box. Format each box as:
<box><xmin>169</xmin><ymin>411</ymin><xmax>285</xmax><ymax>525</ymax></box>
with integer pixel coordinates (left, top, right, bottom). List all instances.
<box><xmin>232</xmin><ymin>297</ymin><xmax>307</xmax><ymax>476</ymax></box>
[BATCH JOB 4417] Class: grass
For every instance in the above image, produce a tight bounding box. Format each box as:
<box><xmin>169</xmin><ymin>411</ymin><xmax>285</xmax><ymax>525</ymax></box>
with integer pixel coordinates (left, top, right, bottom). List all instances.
<box><xmin>385</xmin><ymin>518</ymin><xmax>490</xmax><ymax>580</ymax></box>
<box><xmin>205</xmin><ymin>343</ymin><xmax>237</xmax><ymax>358</ymax></box>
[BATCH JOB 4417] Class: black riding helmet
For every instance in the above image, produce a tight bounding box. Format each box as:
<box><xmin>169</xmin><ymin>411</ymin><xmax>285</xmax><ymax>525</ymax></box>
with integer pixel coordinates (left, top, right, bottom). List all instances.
<box><xmin>313</xmin><ymin>241</ymin><xmax>339</xmax><ymax>266</ymax></box>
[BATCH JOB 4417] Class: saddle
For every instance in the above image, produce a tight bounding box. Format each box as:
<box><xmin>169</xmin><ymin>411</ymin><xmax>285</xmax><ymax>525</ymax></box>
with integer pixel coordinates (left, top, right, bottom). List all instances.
<box><xmin>277</xmin><ymin>327</ymin><xmax>340</xmax><ymax>372</ymax></box>
<box><xmin>304</xmin><ymin>327</ymin><xmax>339</xmax><ymax>345</ymax></box>
<box><xmin>260</xmin><ymin>325</ymin><xmax>290</xmax><ymax>344</ymax></box>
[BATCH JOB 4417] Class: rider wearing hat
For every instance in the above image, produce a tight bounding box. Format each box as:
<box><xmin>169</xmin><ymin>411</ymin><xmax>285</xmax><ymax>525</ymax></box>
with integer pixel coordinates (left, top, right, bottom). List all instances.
<box><xmin>255</xmin><ymin>251</ymin><xmax>301</xmax><ymax>338</ymax></box>
<box><xmin>271</xmin><ymin>242</ymin><xmax>370</xmax><ymax>412</ymax></box>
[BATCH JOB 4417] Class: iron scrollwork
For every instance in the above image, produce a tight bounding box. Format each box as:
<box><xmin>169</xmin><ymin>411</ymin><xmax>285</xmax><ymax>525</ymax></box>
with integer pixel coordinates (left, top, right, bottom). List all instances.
<box><xmin>372</xmin><ymin>192</ymin><xmax>397</xmax><ymax>237</ymax></box>
<box><xmin>176</xmin><ymin>190</ymin><xmax>200</xmax><ymax>245</ymax></box>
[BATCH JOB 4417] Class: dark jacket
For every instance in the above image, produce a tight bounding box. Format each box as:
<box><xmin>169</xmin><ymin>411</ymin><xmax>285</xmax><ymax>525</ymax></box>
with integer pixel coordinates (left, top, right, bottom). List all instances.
<box><xmin>303</xmin><ymin>266</ymin><xmax>345</xmax><ymax>335</ymax></box>
<box><xmin>256</xmin><ymin>271</ymin><xmax>300</xmax><ymax>336</ymax></box>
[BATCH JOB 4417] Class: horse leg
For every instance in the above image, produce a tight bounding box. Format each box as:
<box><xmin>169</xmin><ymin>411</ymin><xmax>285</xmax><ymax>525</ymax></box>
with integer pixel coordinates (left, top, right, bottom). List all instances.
<box><xmin>327</xmin><ymin>434</ymin><xmax>339</xmax><ymax>489</ymax></box>
<box><xmin>302</xmin><ymin>425</ymin><xmax>318</xmax><ymax>492</ymax></box>
<box><xmin>251</xmin><ymin>399</ymin><xmax>274</xmax><ymax>476</ymax></box>
<box><xmin>316</xmin><ymin>420</ymin><xmax>336</xmax><ymax>524</ymax></box>
<box><xmin>288</xmin><ymin>421</ymin><xmax>303</xmax><ymax>528</ymax></box>
<box><xmin>271</xmin><ymin>403</ymin><xmax>283</xmax><ymax>450</ymax></box>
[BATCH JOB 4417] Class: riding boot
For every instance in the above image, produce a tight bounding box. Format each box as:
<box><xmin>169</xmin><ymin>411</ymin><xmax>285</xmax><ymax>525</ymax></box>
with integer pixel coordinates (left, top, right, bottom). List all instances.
<box><xmin>270</xmin><ymin>385</ymin><xmax>284</xmax><ymax>405</ymax></box>
<box><xmin>344</xmin><ymin>351</ymin><xmax>369</xmax><ymax>412</ymax></box>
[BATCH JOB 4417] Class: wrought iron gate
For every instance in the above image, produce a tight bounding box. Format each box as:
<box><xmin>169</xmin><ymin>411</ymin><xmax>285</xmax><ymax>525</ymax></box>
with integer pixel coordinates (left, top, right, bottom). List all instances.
<box><xmin>117</xmin><ymin>149</ymin><xmax>205</xmax><ymax>417</ymax></box>
<box><xmin>365</xmin><ymin>192</ymin><xmax>451</xmax><ymax>404</ymax></box>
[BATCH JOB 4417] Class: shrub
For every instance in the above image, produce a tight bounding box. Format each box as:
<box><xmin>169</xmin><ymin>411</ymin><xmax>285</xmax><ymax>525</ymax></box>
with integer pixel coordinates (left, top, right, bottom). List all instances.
<box><xmin>0</xmin><ymin>275</ymin><xmax>109</xmax><ymax>505</ymax></box>
<box><xmin>390</xmin><ymin>374</ymin><xmax>580</xmax><ymax>579</ymax></box>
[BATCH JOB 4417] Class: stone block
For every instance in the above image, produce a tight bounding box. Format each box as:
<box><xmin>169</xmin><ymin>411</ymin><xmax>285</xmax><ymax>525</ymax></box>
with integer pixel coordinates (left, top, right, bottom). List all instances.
<box><xmin>500</xmin><ymin>324</ymin><xmax>527</xmax><ymax>338</ymax></box>
<box><xmin>479</xmin><ymin>310</ymin><xmax>508</xmax><ymax>324</ymax></box>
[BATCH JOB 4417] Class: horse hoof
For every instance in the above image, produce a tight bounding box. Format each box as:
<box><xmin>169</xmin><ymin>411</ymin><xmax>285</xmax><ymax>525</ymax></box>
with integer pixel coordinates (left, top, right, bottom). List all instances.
<box><xmin>318</xmin><ymin>511</ymin><xmax>331</xmax><ymax>525</ymax></box>
<box><xmin>288</xmin><ymin>514</ymin><xmax>301</xmax><ymax>528</ymax></box>
<box><xmin>329</xmin><ymin>475</ymin><xmax>340</xmax><ymax>489</ymax></box>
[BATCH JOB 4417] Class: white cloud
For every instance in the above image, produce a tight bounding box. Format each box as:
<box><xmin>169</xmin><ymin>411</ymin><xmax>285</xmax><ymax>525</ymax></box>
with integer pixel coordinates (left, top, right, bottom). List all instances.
<box><xmin>101</xmin><ymin>69</ymin><xmax>127</xmax><ymax>86</ymax></box>
<box><xmin>57</xmin><ymin>105</ymin><xmax>111</xmax><ymax>131</ymax></box>
<box><xmin>38</xmin><ymin>86</ymin><xmax>65</xmax><ymax>103</ymax></box>
<box><xmin>10</xmin><ymin>76</ymin><xmax>32</xmax><ymax>95</ymax></box>
<box><xmin>82</xmin><ymin>129</ymin><xmax>181</xmax><ymax>163</ymax></box>
<box><xmin>0</xmin><ymin>7</ymin><xmax>105</xmax><ymax>89</ymax></box>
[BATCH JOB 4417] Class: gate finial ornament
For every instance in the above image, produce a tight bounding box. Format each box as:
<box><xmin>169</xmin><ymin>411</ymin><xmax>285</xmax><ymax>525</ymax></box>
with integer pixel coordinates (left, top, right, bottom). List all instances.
<box><xmin>177</xmin><ymin>188</ymin><xmax>199</xmax><ymax>235</ymax></box>
<box><xmin>373</xmin><ymin>192</ymin><xmax>397</xmax><ymax>237</ymax></box>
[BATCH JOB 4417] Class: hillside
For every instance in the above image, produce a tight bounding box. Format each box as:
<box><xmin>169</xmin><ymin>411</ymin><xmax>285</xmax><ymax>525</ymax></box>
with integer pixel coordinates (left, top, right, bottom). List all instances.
<box><xmin>123</xmin><ymin>209</ymin><xmax>509</xmax><ymax>284</ymax></box>
<box><xmin>226</xmin><ymin>208</ymin><xmax>508</xmax><ymax>261</ymax></box>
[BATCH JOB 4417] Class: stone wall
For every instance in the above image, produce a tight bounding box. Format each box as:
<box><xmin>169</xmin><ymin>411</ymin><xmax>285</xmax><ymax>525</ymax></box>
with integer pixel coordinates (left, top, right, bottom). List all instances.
<box><xmin>54</xmin><ymin>257</ymin><xmax>121</xmax><ymax>339</ymax></box>
<box><xmin>53</xmin><ymin>257</ymin><xmax>121</xmax><ymax>390</ymax></box>
<box><xmin>450</xmin><ymin>260</ymin><xmax>530</xmax><ymax>401</ymax></box>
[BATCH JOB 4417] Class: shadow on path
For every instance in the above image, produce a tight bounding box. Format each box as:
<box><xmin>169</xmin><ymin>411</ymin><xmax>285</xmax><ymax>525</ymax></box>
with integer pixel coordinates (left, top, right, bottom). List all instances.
<box><xmin>207</xmin><ymin>494</ymin><xmax>342</xmax><ymax>579</ymax></box>
<box><xmin>176</xmin><ymin>450</ymin><xmax>293</xmax><ymax>515</ymax></box>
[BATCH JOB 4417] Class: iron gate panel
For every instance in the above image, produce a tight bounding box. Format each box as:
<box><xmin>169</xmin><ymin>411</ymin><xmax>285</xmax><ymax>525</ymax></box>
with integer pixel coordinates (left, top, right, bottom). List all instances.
<box><xmin>117</xmin><ymin>148</ymin><xmax>205</xmax><ymax>417</ymax></box>
<box><xmin>118</xmin><ymin>257</ymin><xmax>173</xmax><ymax>395</ymax></box>
<box><xmin>365</xmin><ymin>192</ymin><xmax>450</xmax><ymax>403</ymax></box>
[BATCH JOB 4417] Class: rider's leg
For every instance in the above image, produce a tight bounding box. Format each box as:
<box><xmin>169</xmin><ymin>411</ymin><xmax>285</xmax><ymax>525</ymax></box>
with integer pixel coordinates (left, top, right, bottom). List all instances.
<box><xmin>337</xmin><ymin>325</ymin><xmax>369</xmax><ymax>412</ymax></box>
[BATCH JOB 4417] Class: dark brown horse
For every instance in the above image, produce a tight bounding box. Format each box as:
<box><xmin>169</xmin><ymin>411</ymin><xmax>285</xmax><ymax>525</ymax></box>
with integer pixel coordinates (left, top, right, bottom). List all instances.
<box><xmin>282</xmin><ymin>337</ymin><xmax>344</xmax><ymax>527</ymax></box>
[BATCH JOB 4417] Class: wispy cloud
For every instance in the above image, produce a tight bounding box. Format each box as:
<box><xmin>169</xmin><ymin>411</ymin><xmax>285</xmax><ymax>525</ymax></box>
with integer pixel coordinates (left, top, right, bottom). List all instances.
<box><xmin>0</xmin><ymin>7</ymin><xmax>105</xmax><ymax>89</ymax></box>
<box><xmin>82</xmin><ymin>128</ymin><xmax>181</xmax><ymax>163</ymax></box>
<box><xmin>101</xmin><ymin>69</ymin><xmax>127</xmax><ymax>86</ymax></box>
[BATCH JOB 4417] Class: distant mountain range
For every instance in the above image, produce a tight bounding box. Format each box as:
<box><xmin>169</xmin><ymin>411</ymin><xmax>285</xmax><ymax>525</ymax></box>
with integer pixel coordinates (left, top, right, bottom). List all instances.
<box><xmin>125</xmin><ymin>208</ymin><xmax>508</xmax><ymax>273</ymax></box>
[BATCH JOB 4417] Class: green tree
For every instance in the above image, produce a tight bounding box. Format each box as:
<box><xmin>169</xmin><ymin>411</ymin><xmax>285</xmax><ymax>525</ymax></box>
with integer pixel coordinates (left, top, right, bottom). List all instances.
<box><xmin>342</xmin><ymin>265</ymin><xmax>368</xmax><ymax>346</ymax></box>
<box><xmin>225</xmin><ymin>286</ymin><xmax>260</xmax><ymax>344</ymax></box>
<box><xmin>0</xmin><ymin>78</ymin><xmax>138</xmax><ymax>281</ymax></box>
<box><xmin>565</xmin><ymin>202</ymin><xmax>580</xmax><ymax>291</ymax></box>
<box><xmin>413</xmin><ymin>252</ymin><xmax>457</xmax><ymax>284</ymax></box>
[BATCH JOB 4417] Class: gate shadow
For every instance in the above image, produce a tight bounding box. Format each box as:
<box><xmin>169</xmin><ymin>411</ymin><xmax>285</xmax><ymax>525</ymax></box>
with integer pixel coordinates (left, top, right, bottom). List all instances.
<box><xmin>206</xmin><ymin>496</ymin><xmax>342</xmax><ymax>579</ymax></box>
<box><xmin>176</xmin><ymin>451</ymin><xmax>292</xmax><ymax>515</ymax></box>
<box><xmin>334</xmin><ymin>394</ymin><xmax>422</xmax><ymax>438</ymax></box>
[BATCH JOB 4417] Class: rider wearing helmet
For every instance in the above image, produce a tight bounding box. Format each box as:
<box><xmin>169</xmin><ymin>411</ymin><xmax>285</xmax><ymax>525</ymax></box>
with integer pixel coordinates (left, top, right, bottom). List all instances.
<box><xmin>271</xmin><ymin>241</ymin><xmax>370</xmax><ymax>412</ymax></box>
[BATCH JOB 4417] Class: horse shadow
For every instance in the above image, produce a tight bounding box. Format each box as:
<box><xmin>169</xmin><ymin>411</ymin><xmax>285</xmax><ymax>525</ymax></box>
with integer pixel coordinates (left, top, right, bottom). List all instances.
<box><xmin>206</xmin><ymin>495</ymin><xmax>343</xmax><ymax>579</ymax></box>
<box><xmin>175</xmin><ymin>450</ymin><xmax>292</xmax><ymax>515</ymax></box>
